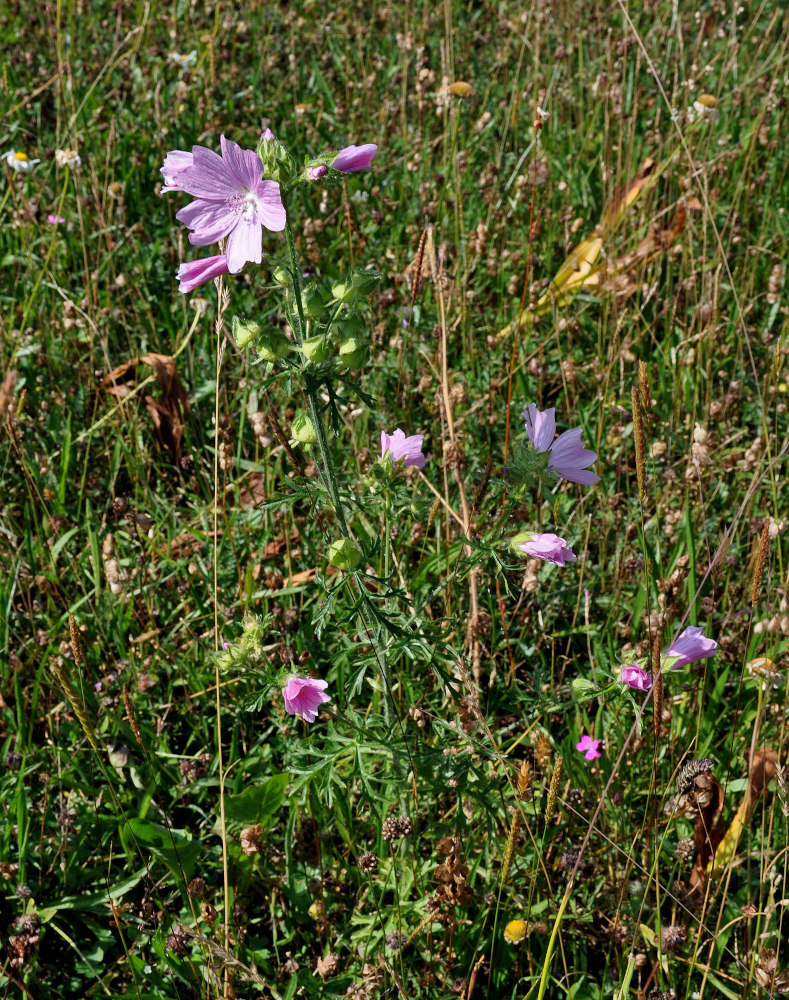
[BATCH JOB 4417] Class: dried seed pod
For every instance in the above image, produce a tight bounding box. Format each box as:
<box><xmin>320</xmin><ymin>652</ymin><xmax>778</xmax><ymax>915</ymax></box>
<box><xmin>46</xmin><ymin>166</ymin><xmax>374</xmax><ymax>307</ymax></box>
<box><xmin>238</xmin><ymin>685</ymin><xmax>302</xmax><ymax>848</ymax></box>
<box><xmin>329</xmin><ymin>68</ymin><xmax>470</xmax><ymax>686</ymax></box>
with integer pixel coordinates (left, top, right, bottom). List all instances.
<box><xmin>676</xmin><ymin>758</ymin><xmax>714</xmax><ymax>795</ymax></box>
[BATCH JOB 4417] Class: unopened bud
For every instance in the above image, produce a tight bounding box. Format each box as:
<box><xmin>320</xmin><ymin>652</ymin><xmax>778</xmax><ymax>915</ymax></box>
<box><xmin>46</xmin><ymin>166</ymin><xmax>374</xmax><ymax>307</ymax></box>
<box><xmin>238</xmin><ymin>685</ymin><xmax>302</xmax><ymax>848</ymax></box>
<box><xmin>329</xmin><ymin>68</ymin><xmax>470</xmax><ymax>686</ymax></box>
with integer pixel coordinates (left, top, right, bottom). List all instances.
<box><xmin>300</xmin><ymin>334</ymin><xmax>332</xmax><ymax>363</ymax></box>
<box><xmin>301</xmin><ymin>285</ymin><xmax>325</xmax><ymax>319</ymax></box>
<box><xmin>272</xmin><ymin>266</ymin><xmax>291</xmax><ymax>287</ymax></box>
<box><xmin>339</xmin><ymin>336</ymin><xmax>369</xmax><ymax>370</ymax></box>
<box><xmin>256</xmin><ymin>329</ymin><xmax>291</xmax><ymax>362</ymax></box>
<box><xmin>232</xmin><ymin>315</ymin><xmax>262</xmax><ymax>349</ymax></box>
<box><xmin>328</xmin><ymin>537</ymin><xmax>363</xmax><ymax>571</ymax></box>
<box><xmin>291</xmin><ymin>411</ymin><xmax>318</xmax><ymax>444</ymax></box>
<box><xmin>331</xmin><ymin>281</ymin><xmax>357</xmax><ymax>304</ymax></box>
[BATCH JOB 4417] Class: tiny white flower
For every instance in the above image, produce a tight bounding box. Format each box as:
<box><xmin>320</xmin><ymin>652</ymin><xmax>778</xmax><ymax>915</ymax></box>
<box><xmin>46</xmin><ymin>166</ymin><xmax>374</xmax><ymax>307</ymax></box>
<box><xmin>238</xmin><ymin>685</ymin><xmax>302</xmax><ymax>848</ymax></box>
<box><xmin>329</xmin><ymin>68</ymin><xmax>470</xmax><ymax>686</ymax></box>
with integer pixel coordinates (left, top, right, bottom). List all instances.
<box><xmin>1</xmin><ymin>150</ymin><xmax>41</xmax><ymax>174</ymax></box>
<box><xmin>55</xmin><ymin>148</ymin><xmax>81</xmax><ymax>169</ymax></box>
<box><xmin>536</xmin><ymin>106</ymin><xmax>550</xmax><ymax>121</ymax></box>
<box><xmin>167</xmin><ymin>50</ymin><xmax>198</xmax><ymax>70</ymax></box>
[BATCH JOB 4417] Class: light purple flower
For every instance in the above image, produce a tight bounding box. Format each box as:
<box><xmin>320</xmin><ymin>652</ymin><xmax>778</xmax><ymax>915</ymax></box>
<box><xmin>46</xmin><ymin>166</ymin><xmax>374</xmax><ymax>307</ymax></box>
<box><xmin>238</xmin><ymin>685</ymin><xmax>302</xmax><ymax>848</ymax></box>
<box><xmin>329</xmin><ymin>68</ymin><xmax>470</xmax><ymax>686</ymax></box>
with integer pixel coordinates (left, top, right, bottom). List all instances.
<box><xmin>380</xmin><ymin>429</ymin><xmax>425</xmax><ymax>468</ymax></box>
<box><xmin>307</xmin><ymin>164</ymin><xmax>327</xmax><ymax>180</ymax></box>
<box><xmin>332</xmin><ymin>143</ymin><xmax>378</xmax><ymax>172</ymax></box>
<box><xmin>576</xmin><ymin>734</ymin><xmax>601</xmax><ymax>761</ymax></box>
<box><xmin>518</xmin><ymin>532</ymin><xmax>576</xmax><ymax>567</ymax></box>
<box><xmin>664</xmin><ymin>626</ymin><xmax>717</xmax><ymax>669</ymax></box>
<box><xmin>177</xmin><ymin>254</ymin><xmax>230</xmax><ymax>293</ymax></box>
<box><xmin>160</xmin><ymin>149</ymin><xmax>194</xmax><ymax>193</ymax></box>
<box><xmin>167</xmin><ymin>135</ymin><xmax>286</xmax><ymax>273</ymax></box>
<box><xmin>524</xmin><ymin>404</ymin><xmax>556</xmax><ymax>453</ymax></box>
<box><xmin>282</xmin><ymin>676</ymin><xmax>331</xmax><ymax>723</ymax></box>
<box><xmin>47</xmin><ymin>213</ymin><xmax>65</xmax><ymax>224</ymax></box>
<box><xmin>548</xmin><ymin>428</ymin><xmax>600</xmax><ymax>485</ymax></box>
<box><xmin>620</xmin><ymin>664</ymin><xmax>652</xmax><ymax>691</ymax></box>
<box><xmin>261</xmin><ymin>128</ymin><xmax>275</xmax><ymax>141</ymax></box>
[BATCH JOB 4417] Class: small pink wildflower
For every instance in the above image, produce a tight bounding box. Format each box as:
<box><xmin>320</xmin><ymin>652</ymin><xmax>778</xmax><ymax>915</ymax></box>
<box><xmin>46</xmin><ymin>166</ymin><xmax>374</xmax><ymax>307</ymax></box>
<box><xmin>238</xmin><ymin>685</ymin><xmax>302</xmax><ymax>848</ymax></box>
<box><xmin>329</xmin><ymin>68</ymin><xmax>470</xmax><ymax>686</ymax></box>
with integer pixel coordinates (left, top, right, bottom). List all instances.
<box><xmin>282</xmin><ymin>676</ymin><xmax>331</xmax><ymax>723</ymax></box>
<box><xmin>517</xmin><ymin>532</ymin><xmax>576</xmax><ymax>567</ymax></box>
<box><xmin>620</xmin><ymin>664</ymin><xmax>652</xmax><ymax>691</ymax></box>
<box><xmin>575</xmin><ymin>734</ymin><xmax>601</xmax><ymax>761</ymax></box>
<box><xmin>380</xmin><ymin>429</ymin><xmax>425</xmax><ymax>468</ymax></box>
<box><xmin>47</xmin><ymin>213</ymin><xmax>65</xmax><ymax>224</ymax></box>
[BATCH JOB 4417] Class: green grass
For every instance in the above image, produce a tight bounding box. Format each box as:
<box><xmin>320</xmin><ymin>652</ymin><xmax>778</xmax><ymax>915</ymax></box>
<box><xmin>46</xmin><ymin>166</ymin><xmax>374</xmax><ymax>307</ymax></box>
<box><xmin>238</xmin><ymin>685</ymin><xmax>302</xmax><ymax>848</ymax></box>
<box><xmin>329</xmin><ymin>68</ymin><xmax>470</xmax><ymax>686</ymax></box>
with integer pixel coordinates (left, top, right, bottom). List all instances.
<box><xmin>1</xmin><ymin>1</ymin><xmax>788</xmax><ymax>998</ymax></box>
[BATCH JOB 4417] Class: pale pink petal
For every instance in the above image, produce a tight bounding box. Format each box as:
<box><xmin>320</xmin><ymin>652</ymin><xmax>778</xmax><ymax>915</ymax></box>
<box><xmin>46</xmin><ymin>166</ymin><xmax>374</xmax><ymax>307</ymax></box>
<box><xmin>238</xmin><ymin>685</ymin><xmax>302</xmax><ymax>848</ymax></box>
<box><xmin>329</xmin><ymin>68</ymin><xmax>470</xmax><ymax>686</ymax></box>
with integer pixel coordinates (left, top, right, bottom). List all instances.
<box><xmin>255</xmin><ymin>180</ymin><xmax>286</xmax><ymax>232</ymax></box>
<box><xmin>219</xmin><ymin>134</ymin><xmax>263</xmax><ymax>189</ymax></box>
<box><xmin>177</xmin><ymin>199</ymin><xmax>236</xmax><ymax>243</ymax></box>
<box><xmin>225</xmin><ymin>220</ymin><xmax>262</xmax><ymax>272</ymax></box>
<box><xmin>177</xmin><ymin>144</ymin><xmax>239</xmax><ymax>200</ymax></box>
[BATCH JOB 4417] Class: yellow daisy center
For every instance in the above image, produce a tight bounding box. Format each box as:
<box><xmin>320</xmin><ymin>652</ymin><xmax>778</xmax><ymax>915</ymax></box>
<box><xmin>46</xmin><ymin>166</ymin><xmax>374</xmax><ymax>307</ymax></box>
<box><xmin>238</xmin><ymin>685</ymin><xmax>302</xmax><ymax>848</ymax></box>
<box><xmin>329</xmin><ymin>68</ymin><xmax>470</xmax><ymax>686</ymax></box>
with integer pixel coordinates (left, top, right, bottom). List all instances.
<box><xmin>13</xmin><ymin>152</ymin><xmax>28</xmax><ymax>162</ymax></box>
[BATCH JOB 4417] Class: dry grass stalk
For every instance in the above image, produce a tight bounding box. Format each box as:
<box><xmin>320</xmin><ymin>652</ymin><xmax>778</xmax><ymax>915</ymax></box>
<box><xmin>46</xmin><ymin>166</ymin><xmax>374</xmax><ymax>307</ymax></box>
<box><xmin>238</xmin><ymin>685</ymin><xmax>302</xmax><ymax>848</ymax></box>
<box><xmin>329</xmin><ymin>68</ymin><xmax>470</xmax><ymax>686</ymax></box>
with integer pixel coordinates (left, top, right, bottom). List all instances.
<box><xmin>544</xmin><ymin>755</ymin><xmax>563</xmax><ymax>829</ymax></box>
<box><xmin>631</xmin><ymin>385</ymin><xmax>647</xmax><ymax>503</ymax></box>
<box><xmin>652</xmin><ymin>631</ymin><xmax>662</xmax><ymax>741</ymax></box>
<box><xmin>51</xmin><ymin>658</ymin><xmax>100</xmax><ymax>753</ymax></box>
<box><xmin>637</xmin><ymin>359</ymin><xmax>651</xmax><ymax>412</ymax></box>
<box><xmin>500</xmin><ymin>810</ymin><xmax>522</xmax><ymax>886</ymax></box>
<box><xmin>123</xmin><ymin>687</ymin><xmax>143</xmax><ymax>746</ymax></box>
<box><xmin>68</xmin><ymin>614</ymin><xmax>84</xmax><ymax>667</ymax></box>
<box><xmin>751</xmin><ymin>521</ymin><xmax>771</xmax><ymax>607</ymax></box>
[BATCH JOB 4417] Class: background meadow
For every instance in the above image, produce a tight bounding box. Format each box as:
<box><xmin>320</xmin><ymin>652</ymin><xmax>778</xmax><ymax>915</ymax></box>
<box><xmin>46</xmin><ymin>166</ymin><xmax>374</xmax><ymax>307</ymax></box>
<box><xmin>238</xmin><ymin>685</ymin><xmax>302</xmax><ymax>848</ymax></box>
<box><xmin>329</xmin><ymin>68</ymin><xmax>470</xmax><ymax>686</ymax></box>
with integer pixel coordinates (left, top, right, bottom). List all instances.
<box><xmin>1</xmin><ymin>1</ymin><xmax>788</xmax><ymax>998</ymax></box>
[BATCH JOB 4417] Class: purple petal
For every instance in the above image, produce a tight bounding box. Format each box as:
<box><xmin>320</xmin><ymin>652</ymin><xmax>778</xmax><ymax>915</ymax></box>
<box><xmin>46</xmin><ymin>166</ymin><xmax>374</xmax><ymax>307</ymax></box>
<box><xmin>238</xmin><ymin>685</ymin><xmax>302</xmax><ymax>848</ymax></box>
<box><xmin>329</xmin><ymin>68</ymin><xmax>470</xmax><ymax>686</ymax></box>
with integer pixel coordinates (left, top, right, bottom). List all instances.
<box><xmin>220</xmin><ymin>134</ymin><xmax>264</xmax><ymax>190</ymax></box>
<box><xmin>177</xmin><ymin>199</ymin><xmax>236</xmax><ymax>243</ymax></box>
<box><xmin>524</xmin><ymin>404</ymin><xmax>556</xmax><ymax>452</ymax></box>
<box><xmin>177</xmin><ymin>144</ymin><xmax>239</xmax><ymax>200</ymax></box>
<box><xmin>332</xmin><ymin>143</ymin><xmax>378</xmax><ymax>172</ymax></box>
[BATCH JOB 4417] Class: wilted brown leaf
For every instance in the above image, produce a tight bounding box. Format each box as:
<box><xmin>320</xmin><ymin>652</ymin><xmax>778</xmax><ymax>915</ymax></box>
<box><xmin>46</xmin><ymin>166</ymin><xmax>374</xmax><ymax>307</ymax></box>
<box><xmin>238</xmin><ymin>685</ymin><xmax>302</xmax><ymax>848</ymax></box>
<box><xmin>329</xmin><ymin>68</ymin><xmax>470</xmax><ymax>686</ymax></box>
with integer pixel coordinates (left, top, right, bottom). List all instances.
<box><xmin>710</xmin><ymin>748</ymin><xmax>778</xmax><ymax>876</ymax></box>
<box><xmin>101</xmin><ymin>353</ymin><xmax>189</xmax><ymax>461</ymax></box>
<box><xmin>689</xmin><ymin>772</ymin><xmax>725</xmax><ymax>891</ymax></box>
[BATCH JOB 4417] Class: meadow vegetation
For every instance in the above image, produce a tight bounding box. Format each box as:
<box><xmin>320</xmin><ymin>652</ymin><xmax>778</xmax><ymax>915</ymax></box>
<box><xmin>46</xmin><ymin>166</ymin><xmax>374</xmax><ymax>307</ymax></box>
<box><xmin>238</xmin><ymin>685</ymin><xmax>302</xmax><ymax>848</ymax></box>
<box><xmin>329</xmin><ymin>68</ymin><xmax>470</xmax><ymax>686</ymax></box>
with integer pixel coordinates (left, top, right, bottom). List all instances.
<box><xmin>1</xmin><ymin>1</ymin><xmax>788</xmax><ymax>998</ymax></box>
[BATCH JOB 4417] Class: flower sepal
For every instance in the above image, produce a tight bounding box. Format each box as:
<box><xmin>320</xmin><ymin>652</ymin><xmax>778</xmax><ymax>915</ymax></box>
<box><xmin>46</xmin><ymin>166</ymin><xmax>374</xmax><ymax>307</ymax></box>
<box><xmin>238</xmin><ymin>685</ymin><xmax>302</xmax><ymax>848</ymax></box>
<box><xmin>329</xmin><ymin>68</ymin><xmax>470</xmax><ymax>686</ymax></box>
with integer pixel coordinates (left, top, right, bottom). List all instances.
<box><xmin>328</xmin><ymin>537</ymin><xmax>363</xmax><ymax>572</ymax></box>
<box><xmin>256</xmin><ymin>129</ymin><xmax>298</xmax><ymax>186</ymax></box>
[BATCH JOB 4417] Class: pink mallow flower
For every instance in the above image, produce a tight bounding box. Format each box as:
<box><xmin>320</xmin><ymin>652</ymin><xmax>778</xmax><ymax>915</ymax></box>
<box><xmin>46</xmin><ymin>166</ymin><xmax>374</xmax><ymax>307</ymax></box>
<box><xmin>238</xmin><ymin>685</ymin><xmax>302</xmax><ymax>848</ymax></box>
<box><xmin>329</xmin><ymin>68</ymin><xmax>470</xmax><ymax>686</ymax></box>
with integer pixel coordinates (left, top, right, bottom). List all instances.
<box><xmin>307</xmin><ymin>164</ymin><xmax>327</xmax><ymax>180</ymax></box>
<box><xmin>47</xmin><ymin>213</ymin><xmax>65</xmax><ymax>224</ymax></box>
<box><xmin>524</xmin><ymin>403</ymin><xmax>599</xmax><ymax>485</ymax></box>
<box><xmin>332</xmin><ymin>143</ymin><xmax>378</xmax><ymax>172</ymax></box>
<box><xmin>548</xmin><ymin>428</ymin><xmax>600</xmax><ymax>485</ymax></box>
<box><xmin>518</xmin><ymin>532</ymin><xmax>576</xmax><ymax>567</ymax></box>
<box><xmin>282</xmin><ymin>676</ymin><xmax>331</xmax><ymax>723</ymax></box>
<box><xmin>165</xmin><ymin>135</ymin><xmax>286</xmax><ymax>273</ymax></box>
<box><xmin>620</xmin><ymin>664</ymin><xmax>652</xmax><ymax>691</ymax></box>
<box><xmin>380</xmin><ymin>429</ymin><xmax>425</xmax><ymax>468</ymax></box>
<box><xmin>576</xmin><ymin>734</ymin><xmax>601</xmax><ymax>761</ymax></box>
<box><xmin>177</xmin><ymin>254</ymin><xmax>229</xmax><ymax>293</ymax></box>
<box><xmin>664</xmin><ymin>626</ymin><xmax>717</xmax><ymax>669</ymax></box>
<box><xmin>524</xmin><ymin>403</ymin><xmax>556</xmax><ymax>453</ymax></box>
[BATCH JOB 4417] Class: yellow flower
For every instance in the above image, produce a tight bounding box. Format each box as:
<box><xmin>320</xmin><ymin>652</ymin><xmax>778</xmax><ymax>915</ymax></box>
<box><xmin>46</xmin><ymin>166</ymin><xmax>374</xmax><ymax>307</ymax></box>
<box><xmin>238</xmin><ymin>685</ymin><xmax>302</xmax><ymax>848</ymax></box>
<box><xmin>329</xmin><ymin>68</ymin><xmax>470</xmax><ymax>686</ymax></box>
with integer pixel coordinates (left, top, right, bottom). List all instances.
<box><xmin>504</xmin><ymin>919</ymin><xmax>528</xmax><ymax>944</ymax></box>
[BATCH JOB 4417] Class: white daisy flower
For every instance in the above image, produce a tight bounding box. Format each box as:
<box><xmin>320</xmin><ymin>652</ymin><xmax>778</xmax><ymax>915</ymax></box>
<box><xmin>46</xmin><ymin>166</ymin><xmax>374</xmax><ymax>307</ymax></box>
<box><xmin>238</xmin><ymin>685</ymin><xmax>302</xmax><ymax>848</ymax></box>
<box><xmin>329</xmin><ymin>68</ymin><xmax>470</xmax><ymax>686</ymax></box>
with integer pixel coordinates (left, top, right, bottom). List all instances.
<box><xmin>1</xmin><ymin>150</ymin><xmax>41</xmax><ymax>174</ymax></box>
<box><xmin>167</xmin><ymin>50</ymin><xmax>198</xmax><ymax>70</ymax></box>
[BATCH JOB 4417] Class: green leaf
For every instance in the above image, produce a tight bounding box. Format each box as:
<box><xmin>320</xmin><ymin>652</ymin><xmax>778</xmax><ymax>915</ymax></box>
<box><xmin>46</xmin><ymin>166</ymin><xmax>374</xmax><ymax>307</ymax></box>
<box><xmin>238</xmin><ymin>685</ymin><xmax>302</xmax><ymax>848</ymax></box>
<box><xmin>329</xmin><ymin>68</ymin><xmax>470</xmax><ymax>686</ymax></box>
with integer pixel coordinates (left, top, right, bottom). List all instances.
<box><xmin>123</xmin><ymin>818</ymin><xmax>200</xmax><ymax>883</ymax></box>
<box><xmin>223</xmin><ymin>773</ymin><xmax>290</xmax><ymax>829</ymax></box>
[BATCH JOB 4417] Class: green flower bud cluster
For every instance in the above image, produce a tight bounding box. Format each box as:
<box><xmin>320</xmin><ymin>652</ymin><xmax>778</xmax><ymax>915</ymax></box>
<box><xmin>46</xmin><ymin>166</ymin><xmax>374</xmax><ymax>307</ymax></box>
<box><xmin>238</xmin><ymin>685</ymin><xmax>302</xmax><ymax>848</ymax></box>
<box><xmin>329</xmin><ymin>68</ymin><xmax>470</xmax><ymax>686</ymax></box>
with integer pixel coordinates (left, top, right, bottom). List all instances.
<box><xmin>256</xmin><ymin>133</ymin><xmax>298</xmax><ymax>187</ymax></box>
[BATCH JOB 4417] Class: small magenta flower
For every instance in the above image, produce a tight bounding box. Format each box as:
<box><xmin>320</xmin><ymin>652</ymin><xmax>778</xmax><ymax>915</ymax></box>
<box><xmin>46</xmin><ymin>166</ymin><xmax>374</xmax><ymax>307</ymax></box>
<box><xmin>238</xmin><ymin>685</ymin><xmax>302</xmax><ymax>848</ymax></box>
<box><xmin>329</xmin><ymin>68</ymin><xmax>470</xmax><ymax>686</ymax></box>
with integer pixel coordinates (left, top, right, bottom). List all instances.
<box><xmin>524</xmin><ymin>404</ymin><xmax>556</xmax><ymax>453</ymax></box>
<box><xmin>163</xmin><ymin>135</ymin><xmax>285</xmax><ymax>275</ymax></box>
<box><xmin>282</xmin><ymin>676</ymin><xmax>331</xmax><ymax>723</ymax></box>
<box><xmin>664</xmin><ymin>626</ymin><xmax>717</xmax><ymax>669</ymax></box>
<box><xmin>307</xmin><ymin>164</ymin><xmax>327</xmax><ymax>180</ymax></box>
<box><xmin>516</xmin><ymin>532</ymin><xmax>576</xmax><ymax>567</ymax></box>
<box><xmin>332</xmin><ymin>143</ymin><xmax>378</xmax><ymax>172</ymax></box>
<box><xmin>576</xmin><ymin>734</ymin><xmax>601</xmax><ymax>761</ymax></box>
<box><xmin>620</xmin><ymin>664</ymin><xmax>652</xmax><ymax>691</ymax></box>
<box><xmin>380</xmin><ymin>429</ymin><xmax>425</xmax><ymax>468</ymax></box>
<box><xmin>47</xmin><ymin>213</ymin><xmax>65</xmax><ymax>224</ymax></box>
<box><xmin>177</xmin><ymin>254</ymin><xmax>229</xmax><ymax>293</ymax></box>
<box><xmin>548</xmin><ymin>428</ymin><xmax>600</xmax><ymax>485</ymax></box>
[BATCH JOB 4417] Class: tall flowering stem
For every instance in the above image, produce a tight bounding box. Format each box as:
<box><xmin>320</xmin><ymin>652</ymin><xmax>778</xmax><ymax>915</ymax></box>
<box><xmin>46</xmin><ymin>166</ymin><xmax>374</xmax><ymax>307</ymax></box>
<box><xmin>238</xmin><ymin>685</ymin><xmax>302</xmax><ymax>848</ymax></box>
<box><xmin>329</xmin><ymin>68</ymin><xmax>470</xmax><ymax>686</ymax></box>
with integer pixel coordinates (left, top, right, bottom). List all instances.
<box><xmin>282</xmin><ymin>209</ymin><xmax>395</xmax><ymax>724</ymax></box>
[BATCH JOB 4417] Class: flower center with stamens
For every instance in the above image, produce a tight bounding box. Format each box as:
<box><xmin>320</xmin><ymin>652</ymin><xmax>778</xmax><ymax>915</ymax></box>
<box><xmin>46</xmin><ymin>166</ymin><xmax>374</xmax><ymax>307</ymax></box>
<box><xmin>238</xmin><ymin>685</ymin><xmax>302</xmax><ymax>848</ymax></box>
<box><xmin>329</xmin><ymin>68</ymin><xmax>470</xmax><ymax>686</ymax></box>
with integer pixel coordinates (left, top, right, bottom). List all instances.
<box><xmin>228</xmin><ymin>190</ymin><xmax>259</xmax><ymax>223</ymax></box>
<box><xmin>13</xmin><ymin>152</ymin><xmax>28</xmax><ymax>162</ymax></box>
